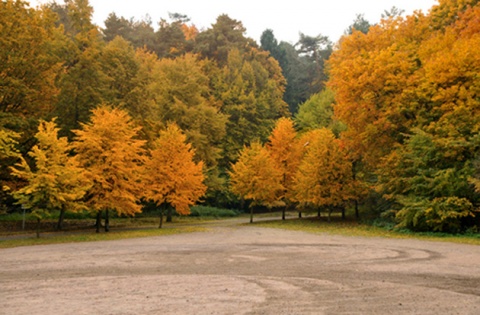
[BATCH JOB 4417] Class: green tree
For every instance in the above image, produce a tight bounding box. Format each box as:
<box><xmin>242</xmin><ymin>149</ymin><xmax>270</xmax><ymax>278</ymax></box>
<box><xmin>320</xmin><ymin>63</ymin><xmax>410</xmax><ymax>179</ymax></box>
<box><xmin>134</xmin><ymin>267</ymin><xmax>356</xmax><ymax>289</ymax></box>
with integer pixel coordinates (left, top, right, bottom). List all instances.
<box><xmin>9</xmin><ymin>119</ymin><xmax>90</xmax><ymax>234</ymax></box>
<box><xmin>72</xmin><ymin>106</ymin><xmax>146</xmax><ymax>232</ymax></box>
<box><xmin>295</xmin><ymin>88</ymin><xmax>345</xmax><ymax>135</ymax></box>
<box><xmin>54</xmin><ymin>0</ymin><xmax>108</xmax><ymax>136</ymax></box>
<box><xmin>194</xmin><ymin>14</ymin><xmax>256</xmax><ymax>66</ymax></box>
<box><xmin>345</xmin><ymin>14</ymin><xmax>372</xmax><ymax>35</ymax></box>
<box><xmin>143</xmin><ymin>123</ymin><xmax>206</xmax><ymax>227</ymax></box>
<box><xmin>217</xmin><ymin>48</ymin><xmax>289</xmax><ymax>167</ymax></box>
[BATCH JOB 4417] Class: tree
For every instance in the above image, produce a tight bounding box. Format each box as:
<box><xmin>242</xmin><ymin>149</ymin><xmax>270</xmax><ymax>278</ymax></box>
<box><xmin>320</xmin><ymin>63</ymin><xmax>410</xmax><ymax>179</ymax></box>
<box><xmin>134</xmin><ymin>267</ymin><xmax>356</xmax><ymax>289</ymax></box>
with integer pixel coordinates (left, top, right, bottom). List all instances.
<box><xmin>265</xmin><ymin>118</ymin><xmax>302</xmax><ymax>220</ymax></box>
<box><xmin>229</xmin><ymin>141</ymin><xmax>283</xmax><ymax>223</ymax></box>
<box><xmin>143</xmin><ymin>123</ymin><xmax>206</xmax><ymax>227</ymax></box>
<box><xmin>217</xmin><ymin>48</ymin><xmax>289</xmax><ymax>167</ymax></box>
<box><xmin>328</xmin><ymin>0</ymin><xmax>480</xmax><ymax>230</ymax></box>
<box><xmin>295</xmin><ymin>88</ymin><xmax>345</xmax><ymax>135</ymax></box>
<box><xmin>54</xmin><ymin>0</ymin><xmax>108</xmax><ymax>136</ymax></box>
<box><xmin>72</xmin><ymin>106</ymin><xmax>146</xmax><ymax>232</ymax></box>
<box><xmin>293</xmin><ymin>128</ymin><xmax>355</xmax><ymax>220</ymax></box>
<box><xmin>0</xmin><ymin>1</ymin><xmax>63</xmax><ymax>118</ymax></box>
<box><xmin>9</xmin><ymin>119</ymin><xmax>90</xmax><ymax>235</ymax></box>
<box><xmin>295</xmin><ymin>33</ymin><xmax>332</xmax><ymax>96</ymax></box>
<box><xmin>345</xmin><ymin>14</ymin><xmax>372</xmax><ymax>35</ymax></box>
<box><xmin>194</xmin><ymin>14</ymin><xmax>256</xmax><ymax>66</ymax></box>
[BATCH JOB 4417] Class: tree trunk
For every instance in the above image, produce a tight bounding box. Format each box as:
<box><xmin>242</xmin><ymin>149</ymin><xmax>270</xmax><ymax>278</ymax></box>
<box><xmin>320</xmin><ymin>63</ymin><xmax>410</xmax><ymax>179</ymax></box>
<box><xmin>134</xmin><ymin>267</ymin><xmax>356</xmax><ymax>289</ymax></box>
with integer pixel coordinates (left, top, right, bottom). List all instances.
<box><xmin>166</xmin><ymin>206</ymin><xmax>172</xmax><ymax>223</ymax></box>
<box><xmin>105</xmin><ymin>209</ymin><xmax>110</xmax><ymax>232</ymax></box>
<box><xmin>159</xmin><ymin>204</ymin><xmax>165</xmax><ymax>228</ymax></box>
<box><xmin>250</xmin><ymin>206</ymin><xmax>254</xmax><ymax>223</ymax></box>
<box><xmin>56</xmin><ymin>205</ymin><xmax>66</xmax><ymax>230</ymax></box>
<box><xmin>298</xmin><ymin>211</ymin><xmax>302</xmax><ymax>218</ymax></box>
<box><xmin>355</xmin><ymin>200</ymin><xmax>359</xmax><ymax>220</ymax></box>
<box><xmin>282</xmin><ymin>207</ymin><xmax>286</xmax><ymax>220</ymax></box>
<box><xmin>95</xmin><ymin>211</ymin><xmax>102</xmax><ymax>233</ymax></box>
<box><xmin>36</xmin><ymin>218</ymin><xmax>41</xmax><ymax>238</ymax></box>
<box><xmin>341</xmin><ymin>207</ymin><xmax>346</xmax><ymax>220</ymax></box>
<box><xmin>318</xmin><ymin>208</ymin><xmax>321</xmax><ymax>218</ymax></box>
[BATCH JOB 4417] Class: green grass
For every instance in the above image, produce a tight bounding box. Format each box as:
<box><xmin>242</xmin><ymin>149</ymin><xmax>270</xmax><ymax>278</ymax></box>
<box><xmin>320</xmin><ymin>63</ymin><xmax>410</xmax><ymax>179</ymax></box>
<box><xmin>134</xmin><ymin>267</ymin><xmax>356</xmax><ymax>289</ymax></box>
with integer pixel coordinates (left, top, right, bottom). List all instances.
<box><xmin>250</xmin><ymin>217</ymin><xmax>480</xmax><ymax>245</ymax></box>
<box><xmin>0</xmin><ymin>226</ymin><xmax>207</xmax><ymax>249</ymax></box>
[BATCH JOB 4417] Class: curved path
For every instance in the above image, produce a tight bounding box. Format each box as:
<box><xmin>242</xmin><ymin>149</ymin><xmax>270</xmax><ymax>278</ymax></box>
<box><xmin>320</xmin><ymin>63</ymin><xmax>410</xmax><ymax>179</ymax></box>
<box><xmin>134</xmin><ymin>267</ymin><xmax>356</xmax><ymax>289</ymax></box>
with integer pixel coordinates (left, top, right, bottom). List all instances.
<box><xmin>1</xmin><ymin>223</ymin><xmax>479</xmax><ymax>314</ymax></box>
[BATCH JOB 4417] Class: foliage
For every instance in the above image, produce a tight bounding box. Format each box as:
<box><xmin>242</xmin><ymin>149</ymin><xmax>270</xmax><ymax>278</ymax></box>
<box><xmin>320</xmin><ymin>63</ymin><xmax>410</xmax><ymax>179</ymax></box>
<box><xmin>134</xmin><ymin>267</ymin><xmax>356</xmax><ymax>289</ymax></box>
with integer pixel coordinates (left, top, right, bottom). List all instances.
<box><xmin>0</xmin><ymin>1</ymin><xmax>63</xmax><ymax>117</ymax></box>
<box><xmin>265</xmin><ymin>117</ymin><xmax>302</xmax><ymax>207</ymax></box>
<box><xmin>143</xmin><ymin>123</ymin><xmax>206</xmax><ymax>215</ymax></box>
<box><xmin>229</xmin><ymin>141</ymin><xmax>283</xmax><ymax>207</ymax></box>
<box><xmin>395</xmin><ymin>196</ymin><xmax>478</xmax><ymax>233</ymax></box>
<box><xmin>293</xmin><ymin>128</ymin><xmax>356</xmax><ymax>208</ymax></box>
<box><xmin>9</xmin><ymin>119</ymin><xmax>90</xmax><ymax>218</ymax></box>
<box><xmin>189</xmin><ymin>205</ymin><xmax>241</xmax><ymax>218</ymax></box>
<box><xmin>73</xmin><ymin>106</ymin><xmax>146</xmax><ymax>216</ymax></box>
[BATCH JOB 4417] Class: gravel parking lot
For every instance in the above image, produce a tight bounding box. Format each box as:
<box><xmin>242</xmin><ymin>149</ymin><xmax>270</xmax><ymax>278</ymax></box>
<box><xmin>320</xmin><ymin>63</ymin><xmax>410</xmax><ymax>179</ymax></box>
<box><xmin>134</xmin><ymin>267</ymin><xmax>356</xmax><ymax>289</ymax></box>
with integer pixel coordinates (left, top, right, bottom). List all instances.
<box><xmin>1</xmin><ymin>224</ymin><xmax>479</xmax><ymax>314</ymax></box>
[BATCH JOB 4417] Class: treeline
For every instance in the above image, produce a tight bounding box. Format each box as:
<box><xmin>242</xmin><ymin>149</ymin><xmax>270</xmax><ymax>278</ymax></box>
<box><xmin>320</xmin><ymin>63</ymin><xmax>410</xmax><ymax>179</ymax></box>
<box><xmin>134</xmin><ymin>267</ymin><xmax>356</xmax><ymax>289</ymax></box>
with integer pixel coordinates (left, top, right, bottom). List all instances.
<box><xmin>1</xmin><ymin>0</ymin><xmax>480</xmax><ymax>234</ymax></box>
<box><xmin>226</xmin><ymin>0</ymin><xmax>480</xmax><ymax>233</ymax></box>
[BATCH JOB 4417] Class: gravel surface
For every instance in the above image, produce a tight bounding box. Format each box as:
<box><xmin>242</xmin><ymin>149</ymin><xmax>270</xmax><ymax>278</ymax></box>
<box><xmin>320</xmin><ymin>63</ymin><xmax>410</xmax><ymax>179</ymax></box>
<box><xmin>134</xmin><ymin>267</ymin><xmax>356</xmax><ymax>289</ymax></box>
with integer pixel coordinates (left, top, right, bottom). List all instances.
<box><xmin>1</xmin><ymin>223</ymin><xmax>479</xmax><ymax>314</ymax></box>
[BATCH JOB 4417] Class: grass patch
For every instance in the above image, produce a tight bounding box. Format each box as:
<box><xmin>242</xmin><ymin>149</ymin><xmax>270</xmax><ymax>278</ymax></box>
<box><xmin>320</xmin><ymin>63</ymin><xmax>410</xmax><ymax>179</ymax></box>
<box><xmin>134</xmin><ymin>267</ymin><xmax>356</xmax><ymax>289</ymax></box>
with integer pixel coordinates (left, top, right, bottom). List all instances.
<box><xmin>251</xmin><ymin>217</ymin><xmax>480</xmax><ymax>245</ymax></box>
<box><xmin>189</xmin><ymin>205</ymin><xmax>241</xmax><ymax>218</ymax></box>
<box><xmin>0</xmin><ymin>226</ymin><xmax>207</xmax><ymax>249</ymax></box>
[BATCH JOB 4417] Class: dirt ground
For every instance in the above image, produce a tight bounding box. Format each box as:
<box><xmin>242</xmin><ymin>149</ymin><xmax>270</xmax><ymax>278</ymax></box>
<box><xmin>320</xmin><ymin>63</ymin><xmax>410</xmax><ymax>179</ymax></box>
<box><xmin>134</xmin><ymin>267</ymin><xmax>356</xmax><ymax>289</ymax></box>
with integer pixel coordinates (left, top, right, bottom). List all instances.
<box><xmin>1</xmin><ymin>221</ymin><xmax>479</xmax><ymax>315</ymax></box>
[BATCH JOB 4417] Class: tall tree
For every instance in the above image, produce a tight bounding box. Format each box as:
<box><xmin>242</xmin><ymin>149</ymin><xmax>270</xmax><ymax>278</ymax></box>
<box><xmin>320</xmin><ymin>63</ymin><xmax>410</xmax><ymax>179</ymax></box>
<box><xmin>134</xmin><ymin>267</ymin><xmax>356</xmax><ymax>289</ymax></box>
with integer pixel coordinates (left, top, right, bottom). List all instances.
<box><xmin>293</xmin><ymin>128</ymin><xmax>356</xmax><ymax>220</ymax></box>
<box><xmin>0</xmin><ymin>1</ymin><xmax>63</xmax><ymax>118</ymax></box>
<box><xmin>9</xmin><ymin>119</ymin><xmax>90</xmax><ymax>232</ymax></box>
<box><xmin>265</xmin><ymin>118</ymin><xmax>302</xmax><ymax>220</ymax></box>
<box><xmin>72</xmin><ymin>106</ymin><xmax>146</xmax><ymax>232</ymax></box>
<box><xmin>143</xmin><ymin>123</ymin><xmax>206</xmax><ymax>227</ymax></box>
<box><xmin>54</xmin><ymin>0</ymin><xmax>107</xmax><ymax>136</ymax></box>
<box><xmin>217</xmin><ymin>48</ymin><xmax>289</xmax><ymax>167</ymax></box>
<box><xmin>194</xmin><ymin>14</ymin><xmax>256</xmax><ymax>66</ymax></box>
<box><xmin>229</xmin><ymin>141</ymin><xmax>283</xmax><ymax>223</ymax></box>
<box><xmin>345</xmin><ymin>14</ymin><xmax>372</xmax><ymax>35</ymax></box>
<box><xmin>295</xmin><ymin>33</ymin><xmax>332</xmax><ymax>96</ymax></box>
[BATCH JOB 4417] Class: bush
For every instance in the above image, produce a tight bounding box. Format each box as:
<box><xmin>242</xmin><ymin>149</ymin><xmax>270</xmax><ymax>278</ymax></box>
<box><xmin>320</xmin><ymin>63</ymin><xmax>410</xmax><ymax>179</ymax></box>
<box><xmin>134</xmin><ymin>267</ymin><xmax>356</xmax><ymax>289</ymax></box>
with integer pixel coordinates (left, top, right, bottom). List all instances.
<box><xmin>395</xmin><ymin>197</ymin><xmax>478</xmax><ymax>233</ymax></box>
<box><xmin>189</xmin><ymin>206</ymin><xmax>241</xmax><ymax>218</ymax></box>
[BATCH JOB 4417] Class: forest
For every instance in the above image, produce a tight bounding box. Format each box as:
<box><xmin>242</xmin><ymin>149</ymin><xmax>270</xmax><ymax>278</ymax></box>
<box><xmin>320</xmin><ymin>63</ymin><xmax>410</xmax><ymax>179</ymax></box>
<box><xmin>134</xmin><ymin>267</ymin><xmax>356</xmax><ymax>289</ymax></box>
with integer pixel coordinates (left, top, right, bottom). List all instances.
<box><xmin>1</xmin><ymin>0</ymin><xmax>479</xmax><ymax>234</ymax></box>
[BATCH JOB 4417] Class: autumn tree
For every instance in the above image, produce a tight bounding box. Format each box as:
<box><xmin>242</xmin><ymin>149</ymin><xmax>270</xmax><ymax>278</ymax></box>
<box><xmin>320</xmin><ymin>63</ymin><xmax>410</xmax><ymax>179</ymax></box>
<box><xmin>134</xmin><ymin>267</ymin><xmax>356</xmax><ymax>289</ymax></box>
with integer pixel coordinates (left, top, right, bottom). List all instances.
<box><xmin>293</xmin><ymin>128</ymin><xmax>356</xmax><ymax>220</ymax></box>
<box><xmin>143</xmin><ymin>123</ymin><xmax>206</xmax><ymax>227</ymax></box>
<box><xmin>229</xmin><ymin>141</ymin><xmax>283</xmax><ymax>223</ymax></box>
<box><xmin>53</xmin><ymin>0</ymin><xmax>108</xmax><ymax>136</ymax></box>
<box><xmin>72</xmin><ymin>106</ymin><xmax>146</xmax><ymax>232</ymax></box>
<box><xmin>0</xmin><ymin>1</ymin><xmax>63</xmax><ymax>118</ymax></box>
<box><xmin>9</xmin><ymin>120</ymin><xmax>90</xmax><ymax>234</ymax></box>
<box><xmin>217</xmin><ymin>48</ymin><xmax>289</xmax><ymax>167</ymax></box>
<box><xmin>328</xmin><ymin>0</ymin><xmax>480</xmax><ymax>230</ymax></box>
<box><xmin>265</xmin><ymin>118</ymin><xmax>302</xmax><ymax>220</ymax></box>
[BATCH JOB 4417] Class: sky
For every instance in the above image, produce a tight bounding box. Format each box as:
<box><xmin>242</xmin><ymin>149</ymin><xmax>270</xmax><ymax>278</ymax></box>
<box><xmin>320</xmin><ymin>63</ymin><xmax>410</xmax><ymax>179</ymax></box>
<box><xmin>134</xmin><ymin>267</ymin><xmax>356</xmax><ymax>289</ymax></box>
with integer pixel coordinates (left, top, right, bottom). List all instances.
<box><xmin>30</xmin><ymin>0</ymin><xmax>439</xmax><ymax>44</ymax></box>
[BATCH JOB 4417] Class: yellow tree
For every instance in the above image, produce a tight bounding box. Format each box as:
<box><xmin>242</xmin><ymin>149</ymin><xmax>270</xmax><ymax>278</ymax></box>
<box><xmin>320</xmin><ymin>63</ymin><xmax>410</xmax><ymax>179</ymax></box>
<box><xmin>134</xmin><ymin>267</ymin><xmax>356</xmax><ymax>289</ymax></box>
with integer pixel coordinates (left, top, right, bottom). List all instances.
<box><xmin>293</xmin><ymin>128</ymin><xmax>355</xmax><ymax>220</ymax></box>
<box><xmin>73</xmin><ymin>106</ymin><xmax>146</xmax><ymax>232</ymax></box>
<box><xmin>265</xmin><ymin>117</ymin><xmax>303</xmax><ymax>219</ymax></box>
<box><xmin>9</xmin><ymin>120</ymin><xmax>90</xmax><ymax>235</ymax></box>
<box><xmin>143</xmin><ymin>123</ymin><xmax>206</xmax><ymax>228</ymax></box>
<box><xmin>229</xmin><ymin>141</ymin><xmax>284</xmax><ymax>223</ymax></box>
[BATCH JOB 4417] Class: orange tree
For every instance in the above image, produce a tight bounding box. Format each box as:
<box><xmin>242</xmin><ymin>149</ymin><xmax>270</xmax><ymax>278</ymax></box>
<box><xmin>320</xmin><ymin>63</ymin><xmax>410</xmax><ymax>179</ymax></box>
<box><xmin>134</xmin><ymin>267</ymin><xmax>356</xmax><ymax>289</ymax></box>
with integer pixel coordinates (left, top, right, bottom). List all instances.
<box><xmin>72</xmin><ymin>106</ymin><xmax>146</xmax><ymax>232</ymax></box>
<box><xmin>328</xmin><ymin>0</ymin><xmax>480</xmax><ymax>231</ymax></box>
<box><xmin>292</xmin><ymin>128</ymin><xmax>356</xmax><ymax>220</ymax></box>
<box><xmin>143</xmin><ymin>123</ymin><xmax>206</xmax><ymax>227</ymax></box>
<box><xmin>229</xmin><ymin>141</ymin><xmax>283</xmax><ymax>223</ymax></box>
<box><xmin>265</xmin><ymin>117</ymin><xmax>302</xmax><ymax>219</ymax></box>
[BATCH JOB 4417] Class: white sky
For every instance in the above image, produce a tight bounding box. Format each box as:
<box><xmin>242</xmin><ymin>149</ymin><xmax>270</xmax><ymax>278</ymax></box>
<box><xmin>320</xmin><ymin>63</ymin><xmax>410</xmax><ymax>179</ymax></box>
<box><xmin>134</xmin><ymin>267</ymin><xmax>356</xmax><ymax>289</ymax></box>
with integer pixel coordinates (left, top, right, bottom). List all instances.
<box><xmin>30</xmin><ymin>0</ymin><xmax>439</xmax><ymax>44</ymax></box>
